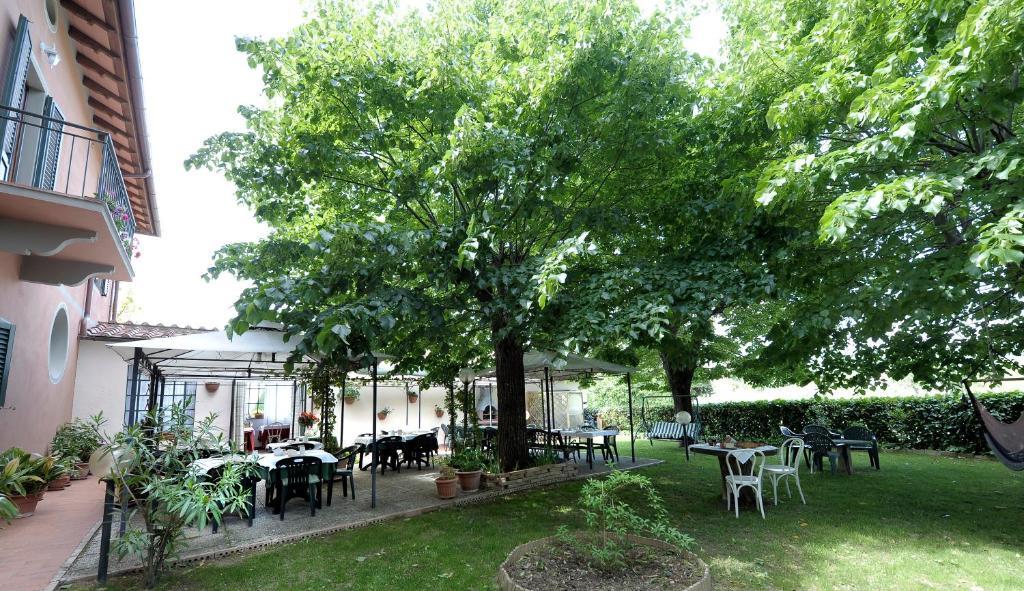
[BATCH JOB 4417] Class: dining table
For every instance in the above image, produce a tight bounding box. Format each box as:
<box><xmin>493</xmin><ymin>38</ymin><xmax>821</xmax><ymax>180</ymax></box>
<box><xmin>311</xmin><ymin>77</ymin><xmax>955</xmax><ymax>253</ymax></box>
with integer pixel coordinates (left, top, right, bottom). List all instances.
<box><xmin>258</xmin><ymin>450</ymin><xmax>339</xmax><ymax>512</ymax></box>
<box><xmin>557</xmin><ymin>428</ymin><xmax>619</xmax><ymax>470</ymax></box>
<box><xmin>265</xmin><ymin>439</ymin><xmax>324</xmax><ymax>451</ymax></box>
<box><xmin>688</xmin><ymin>443</ymin><xmax>779</xmax><ymax>506</ymax></box>
<box><xmin>829</xmin><ymin>438</ymin><xmax>874</xmax><ymax>475</ymax></box>
<box><xmin>353</xmin><ymin>430</ymin><xmax>433</xmax><ymax>446</ymax></box>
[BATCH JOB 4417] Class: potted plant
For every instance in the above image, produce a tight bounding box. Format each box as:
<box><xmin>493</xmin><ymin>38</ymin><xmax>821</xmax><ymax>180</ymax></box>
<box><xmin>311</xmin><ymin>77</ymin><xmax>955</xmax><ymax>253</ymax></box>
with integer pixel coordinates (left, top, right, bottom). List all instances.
<box><xmin>342</xmin><ymin>386</ymin><xmax>360</xmax><ymax>405</ymax></box>
<box><xmin>377</xmin><ymin>406</ymin><xmax>393</xmax><ymax>421</ymax></box>
<box><xmin>0</xmin><ymin>448</ymin><xmax>49</xmax><ymax>518</ymax></box>
<box><xmin>45</xmin><ymin>456</ymin><xmax>73</xmax><ymax>491</ymax></box>
<box><xmin>435</xmin><ymin>462</ymin><xmax>458</xmax><ymax>499</ymax></box>
<box><xmin>204</xmin><ymin>381</ymin><xmax>220</xmax><ymax>393</ymax></box>
<box><xmin>298</xmin><ymin>411</ymin><xmax>318</xmax><ymax>435</ymax></box>
<box><xmin>450</xmin><ymin>448</ymin><xmax>486</xmax><ymax>492</ymax></box>
<box><xmin>497</xmin><ymin>470</ymin><xmax>709</xmax><ymax>591</ymax></box>
<box><xmin>434</xmin><ymin>404</ymin><xmax>445</xmax><ymax>418</ymax></box>
<box><xmin>252</xmin><ymin>410</ymin><xmax>265</xmax><ymax>419</ymax></box>
<box><xmin>51</xmin><ymin>418</ymin><xmax>102</xmax><ymax>479</ymax></box>
<box><xmin>408</xmin><ymin>390</ymin><xmax>419</xmax><ymax>403</ymax></box>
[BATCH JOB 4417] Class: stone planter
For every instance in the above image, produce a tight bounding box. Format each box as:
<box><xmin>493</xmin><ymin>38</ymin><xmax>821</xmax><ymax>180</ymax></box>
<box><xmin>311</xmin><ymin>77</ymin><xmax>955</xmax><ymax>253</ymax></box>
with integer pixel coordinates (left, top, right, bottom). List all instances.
<box><xmin>456</xmin><ymin>469</ymin><xmax>482</xmax><ymax>492</ymax></box>
<box><xmin>70</xmin><ymin>461</ymin><xmax>90</xmax><ymax>480</ymax></box>
<box><xmin>47</xmin><ymin>473</ymin><xmax>72</xmax><ymax>491</ymax></box>
<box><xmin>497</xmin><ymin>534</ymin><xmax>712</xmax><ymax>591</ymax></box>
<box><xmin>482</xmin><ymin>463</ymin><xmax>578</xmax><ymax>493</ymax></box>
<box><xmin>435</xmin><ymin>477</ymin><xmax>458</xmax><ymax>499</ymax></box>
<box><xmin>9</xmin><ymin>491</ymin><xmax>45</xmax><ymax>518</ymax></box>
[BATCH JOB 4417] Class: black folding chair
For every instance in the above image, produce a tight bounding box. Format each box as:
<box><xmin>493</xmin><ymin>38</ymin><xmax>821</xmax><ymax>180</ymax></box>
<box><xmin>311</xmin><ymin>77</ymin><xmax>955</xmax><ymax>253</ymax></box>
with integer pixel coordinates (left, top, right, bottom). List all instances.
<box><xmin>273</xmin><ymin>456</ymin><xmax>323</xmax><ymax>520</ymax></box>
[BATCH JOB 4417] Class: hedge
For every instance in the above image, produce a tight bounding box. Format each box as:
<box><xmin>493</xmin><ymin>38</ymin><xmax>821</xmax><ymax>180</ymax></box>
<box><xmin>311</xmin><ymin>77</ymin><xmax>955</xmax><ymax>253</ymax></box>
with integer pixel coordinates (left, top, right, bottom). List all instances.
<box><xmin>598</xmin><ymin>391</ymin><xmax>1024</xmax><ymax>455</ymax></box>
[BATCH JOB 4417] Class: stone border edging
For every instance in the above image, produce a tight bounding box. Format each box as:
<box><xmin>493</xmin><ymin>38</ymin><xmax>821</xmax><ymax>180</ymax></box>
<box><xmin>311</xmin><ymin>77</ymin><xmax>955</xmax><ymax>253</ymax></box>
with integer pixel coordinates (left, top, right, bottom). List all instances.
<box><xmin>496</xmin><ymin>534</ymin><xmax>711</xmax><ymax>591</ymax></box>
<box><xmin>60</xmin><ymin>459</ymin><xmax>663</xmax><ymax>585</ymax></box>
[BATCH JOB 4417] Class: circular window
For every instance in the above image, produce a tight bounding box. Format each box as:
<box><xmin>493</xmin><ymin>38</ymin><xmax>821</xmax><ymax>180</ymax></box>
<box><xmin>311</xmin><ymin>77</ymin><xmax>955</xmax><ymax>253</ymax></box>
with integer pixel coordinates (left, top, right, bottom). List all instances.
<box><xmin>48</xmin><ymin>305</ymin><xmax>69</xmax><ymax>383</ymax></box>
<box><xmin>44</xmin><ymin>0</ymin><xmax>59</xmax><ymax>32</ymax></box>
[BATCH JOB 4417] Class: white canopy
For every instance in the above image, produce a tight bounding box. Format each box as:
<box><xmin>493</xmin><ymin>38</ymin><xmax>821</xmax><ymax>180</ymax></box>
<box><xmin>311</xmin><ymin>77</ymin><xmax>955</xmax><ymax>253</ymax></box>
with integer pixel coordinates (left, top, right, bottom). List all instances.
<box><xmin>473</xmin><ymin>350</ymin><xmax>635</xmax><ymax>380</ymax></box>
<box><xmin>108</xmin><ymin>325</ymin><xmax>391</xmax><ymax>379</ymax></box>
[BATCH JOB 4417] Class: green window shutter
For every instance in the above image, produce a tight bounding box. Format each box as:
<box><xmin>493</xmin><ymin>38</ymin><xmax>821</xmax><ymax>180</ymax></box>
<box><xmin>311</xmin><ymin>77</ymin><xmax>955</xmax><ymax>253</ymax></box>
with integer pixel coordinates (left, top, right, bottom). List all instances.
<box><xmin>33</xmin><ymin>96</ymin><xmax>64</xmax><ymax>190</ymax></box>
<box><xmin>0</xmin><ymin>15</ymin><xmax>32</xmax><ymax>180</ymax></box>
<box><xmin>0</xmin><ymin>318</ymin><xmax>14</xmax><ymax>407</ymax></box>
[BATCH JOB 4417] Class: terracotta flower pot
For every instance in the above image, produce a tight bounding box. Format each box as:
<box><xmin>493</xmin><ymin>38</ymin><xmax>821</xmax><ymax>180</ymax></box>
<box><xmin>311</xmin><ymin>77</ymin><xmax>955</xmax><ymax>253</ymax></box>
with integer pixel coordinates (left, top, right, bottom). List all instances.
<box><xmin>204</xmin><ymin>382</ymin><xmax>220</xmax><ymax>393</ymax></box>
<box><xmin>435</xmin><ymin>477</ymin><xmax>458</xmax><ymax>499</ymax></box>
<box><xmin>408</xmin><ymin>394</ymin><xmax>419</xmax><ymax>403</ymax></box>
<box><xmin>435</xmin><ymin>409</ymin><xmax>444</xmax><ymax>418</ymax></box>
<box><xmin>377</xmin><ymin>411</ymin><xmax>389</xmax><ymax>421</ymax></box>
<box><xmin>47</xmin><ymin>474</ymin><xmax>72</xmax><ymax>491</ymax></box>
<box><xmin>344</xmin><ymin>397</ymin><xmax>357</xmax><ymax>405</ymax></box>
<box><xmin>10</xmin><ymin>491</ymin><xmax>45</xmax><ymax>518</ymax></box>
<box><xmin>497</xmin><ymin>534</ymin><xmax>712</xmax><ymax>591</ymax></box>
<box><xmin>70</xmin><ymin>461</ymin><xmax>90</xmax><ymax>480</ymax></box>
<box><xmin>456</xmin><ymin>469</ymin><xmax>482</xmax><ymax>492</ymax></box>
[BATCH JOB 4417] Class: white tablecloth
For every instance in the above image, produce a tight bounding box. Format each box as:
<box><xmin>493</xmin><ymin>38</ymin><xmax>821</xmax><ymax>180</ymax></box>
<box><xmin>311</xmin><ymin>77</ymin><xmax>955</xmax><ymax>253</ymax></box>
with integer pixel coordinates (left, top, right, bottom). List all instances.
<box><xmin>557</xmin><ymin>429</ymin><xmax>619</xmax><ymax>439</ymax></box>
<box><xmin>266</xmin><ymin>439</ymin><xmax>324</xmax><ymax>451</ymax></box>
<box><xmin>353</xmin><ymin>431</ymin><xmax>433</xmax><ymax>445</ymax></box>
<box><xmin>258</xmin><ymin>449</ymin><xmax>338</xmax><ymax>470</ymax></box>
<box><xmin>189</xmin><ymin>454</ymin><xmax>255</xmax><ymax>476</ymax></box>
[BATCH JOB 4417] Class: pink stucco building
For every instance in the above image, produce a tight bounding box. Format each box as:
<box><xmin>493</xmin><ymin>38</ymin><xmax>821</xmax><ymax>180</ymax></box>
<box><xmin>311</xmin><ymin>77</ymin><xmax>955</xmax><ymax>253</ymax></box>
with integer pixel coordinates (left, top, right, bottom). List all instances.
<box><xmin>0</xmin><ymin>0</ymin><xmax>157</xmax><ymax>453</ymax></box>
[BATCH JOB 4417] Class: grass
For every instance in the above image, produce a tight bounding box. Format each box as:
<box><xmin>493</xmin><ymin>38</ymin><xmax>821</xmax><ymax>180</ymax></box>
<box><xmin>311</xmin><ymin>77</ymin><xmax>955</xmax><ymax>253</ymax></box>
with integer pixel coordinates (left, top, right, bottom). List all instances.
<box><xmin>85</xmin><ymin>442</ymin><xmax>1024</xmax><ymax>591</ymax></box>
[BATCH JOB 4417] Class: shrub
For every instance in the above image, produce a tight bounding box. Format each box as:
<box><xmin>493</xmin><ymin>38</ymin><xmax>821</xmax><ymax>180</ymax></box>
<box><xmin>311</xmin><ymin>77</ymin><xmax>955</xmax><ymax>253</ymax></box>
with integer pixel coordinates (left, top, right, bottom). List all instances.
<box><xmin>559</xmin><ymin>469</ymin><xmax>693</xmax><ymax>570</ymax></box>
<box><xmin>693</xmin><ymin>391</ymin><xmax>1024</xmax><ymax>454</ymax></box>
<box><xmin>51</xmin><ymin>417</ymin><xmax>103</xmax><ymax>463</ymax></box>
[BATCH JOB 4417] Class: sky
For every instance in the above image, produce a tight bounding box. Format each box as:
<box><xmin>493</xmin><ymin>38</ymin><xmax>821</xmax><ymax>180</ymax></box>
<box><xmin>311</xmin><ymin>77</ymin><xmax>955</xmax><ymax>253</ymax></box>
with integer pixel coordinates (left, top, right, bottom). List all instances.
<box><xmin>124</xmin><ymin>1</ymin><xmax>725</xmax><ymax>329</ymax></box>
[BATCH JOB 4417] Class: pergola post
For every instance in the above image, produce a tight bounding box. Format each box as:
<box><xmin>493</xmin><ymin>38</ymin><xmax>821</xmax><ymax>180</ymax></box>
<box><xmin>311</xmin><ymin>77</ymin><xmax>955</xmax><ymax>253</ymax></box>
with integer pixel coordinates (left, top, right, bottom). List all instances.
<box><xmin>96</xmin><ymin>478</ymin><xmax>115</xmax><ymax>584</ymax></box>
<box><xmin>370</xmin><ymin>357</ymin><xmax>378</xmax><ymax>509</ymax></box>
<box><xmin>127</xmin><ymin>347</ymin><xmax>142</xmax><ymax>426</ymax></box>
<box><xmin>338</xmin><ymin>372</ymin><xmax>346</xmax><ymax>446</ymax></box>
<box><xmin>417</xmin><ymin>382</ymin><xmax>422</xmax><ymax>428</ymax></box>
<box><xmin>627</xmin><ymin>372</ymin><xmax>636</xmax><ymax>464</ymax></box>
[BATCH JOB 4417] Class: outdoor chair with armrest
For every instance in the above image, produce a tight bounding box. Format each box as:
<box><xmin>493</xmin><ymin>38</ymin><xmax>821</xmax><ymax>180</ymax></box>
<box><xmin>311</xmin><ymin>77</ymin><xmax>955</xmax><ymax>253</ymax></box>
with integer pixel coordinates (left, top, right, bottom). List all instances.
<box><xmin>402</xmin><ymin>434</ymin><xmax>434</xmax><ymax>470</ymax></box>
<box><xmin>331</xmin><ymin>444</ymin><xmax>362</xmax><ymax>503</ymax></box>
<box><xmin>841</xmin><ymin>425</ymin><xmax>880</xmax><ymax>470</ymax></box>
<box><xmin>802</xmin><ymin>432</ymin><xmax>839</xmax><ymax>474</ymax></box>
<box><xmin>361</xmin><ymin>436</ymin><xmax>403</xmax><ymax>473</ymax></box>
<box><xmin>205</xmin><ymin>465</ymin><xmax>259</xmax><ymax>532</ymax></box>
<box><xmin>274</xmin><ymin>456</ymin><xmax>323</xmax><ymax>520</ymax></box>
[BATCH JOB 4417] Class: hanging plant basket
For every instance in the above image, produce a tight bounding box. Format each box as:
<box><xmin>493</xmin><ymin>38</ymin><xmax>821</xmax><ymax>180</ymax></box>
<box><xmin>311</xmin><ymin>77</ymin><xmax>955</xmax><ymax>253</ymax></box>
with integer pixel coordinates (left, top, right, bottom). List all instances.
<box><xmin>408</xmin><ymin>393</ymin><xmax>419</xmax><ymax>403</ymax></box>
<box><xmin>435</xmin><ymin>409</ymin><xmax>444</xmax><ymax>418</ymax></box>
<box><xmin>377</xmin><ymin>411</ymin><xmax>390</xmax><ymax>421</ymax></box>
<box><xmin>344</xmin><ymin>396</ymin><xmax>357</xmax><ymax>405</ymax></box>
<box><xmin>204</xmin><ymin>382</ymin><xmax>220</xmax><ymax>393</ymax></box>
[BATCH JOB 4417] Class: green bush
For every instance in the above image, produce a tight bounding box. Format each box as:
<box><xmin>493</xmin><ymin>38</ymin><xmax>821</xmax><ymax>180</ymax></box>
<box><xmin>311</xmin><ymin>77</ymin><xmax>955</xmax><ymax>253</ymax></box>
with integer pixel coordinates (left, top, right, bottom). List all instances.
<box><xmin>700</xmin><ymin>389</ymin><xmax>1024</xmax><ymax>454</ymax></box>
<box><xmin>608</xmin><ymin>391</ymin><xmax>1024</xmax><ymax>454</ymax></box>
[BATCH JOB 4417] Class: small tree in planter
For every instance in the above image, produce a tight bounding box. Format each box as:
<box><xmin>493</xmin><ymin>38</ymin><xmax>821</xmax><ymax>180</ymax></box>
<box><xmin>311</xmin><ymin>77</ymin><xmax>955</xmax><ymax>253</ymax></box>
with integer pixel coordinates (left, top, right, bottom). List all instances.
<box><xmin>88</xmin><ymin>402</ymin><xmax>257</xmax><ymax>588</ymax></box>
<box><xmin>499</xmin><ymin>470</ymin><xmax>708</xmax><ymax>591</ymax></box>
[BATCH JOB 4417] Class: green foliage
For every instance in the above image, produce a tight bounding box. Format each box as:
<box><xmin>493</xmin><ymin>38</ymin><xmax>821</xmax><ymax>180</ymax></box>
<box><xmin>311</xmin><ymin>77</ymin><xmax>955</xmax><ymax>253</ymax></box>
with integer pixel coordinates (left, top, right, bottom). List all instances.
<box><xmin>342</xmin><ymin>387</ymin><xmax>360</xmax><ymax>401</ymax></box>
<box><xmin>447</xmin><ymin>448</ymin><xmax>490</xmax><ymax>472</ymax></box>
<box><xmin>51</xmin><ymin>416</ymin><xmax>103</xmax><ymax>463</ymax></box>
<box><xmin>559</xmin><ymin>469</ymin><xmax>693</xmax><ymax>570</ymax></box>
<box><xmin>720</xmin><ymin>0</ymin><xmax>1024</xmax><ymax>390</ymax></box>
<box><xmin>0</xmin><ymin>448</ymin><xmax>51</xmax><ymax>497</ymax></box>
<box><xmin>89</xmin><ymin>402</ymin><xmax>258</xmax><ymax>588</ymax></box>
<box><xmin>691</xmin><ymin>391</ymin><xmax>1024</xmax><ymax>454</ymax></box>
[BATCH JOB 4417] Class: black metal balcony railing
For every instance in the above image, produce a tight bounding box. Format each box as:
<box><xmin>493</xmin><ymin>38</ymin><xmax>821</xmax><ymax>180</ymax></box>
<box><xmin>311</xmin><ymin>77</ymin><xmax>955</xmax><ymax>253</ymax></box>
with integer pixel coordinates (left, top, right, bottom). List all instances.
<box><xmin>0</xmin><ymin>104</ymin><xmax>136</xmax><ymax>252</ymax></box>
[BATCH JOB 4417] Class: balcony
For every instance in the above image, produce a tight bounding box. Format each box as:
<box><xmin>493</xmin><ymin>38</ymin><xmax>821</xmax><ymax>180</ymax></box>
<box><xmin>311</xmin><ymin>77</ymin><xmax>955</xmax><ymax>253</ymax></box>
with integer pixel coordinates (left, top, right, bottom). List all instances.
<box><xmin>0</xmin><ymin>105</ymin><xmax>136</xmax><ymax>285</ymax></box>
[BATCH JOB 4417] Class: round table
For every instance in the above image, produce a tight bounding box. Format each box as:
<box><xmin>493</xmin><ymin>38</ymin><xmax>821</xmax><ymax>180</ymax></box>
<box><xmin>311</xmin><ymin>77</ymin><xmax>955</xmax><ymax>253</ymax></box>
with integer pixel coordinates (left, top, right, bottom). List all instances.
<box><xmin>688</xmin><ymin>444</ymin><xmax>778</xmax><ymax>506</ymax></box>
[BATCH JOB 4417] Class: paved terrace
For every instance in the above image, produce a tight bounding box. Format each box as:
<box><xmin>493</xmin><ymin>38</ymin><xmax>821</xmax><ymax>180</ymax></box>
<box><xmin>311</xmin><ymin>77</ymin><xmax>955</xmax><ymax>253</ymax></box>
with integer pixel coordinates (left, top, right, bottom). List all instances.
<box><xmin>61</xmin><ymin>456</ymin><xmax>661</xmax><ymax>585</ymax></box>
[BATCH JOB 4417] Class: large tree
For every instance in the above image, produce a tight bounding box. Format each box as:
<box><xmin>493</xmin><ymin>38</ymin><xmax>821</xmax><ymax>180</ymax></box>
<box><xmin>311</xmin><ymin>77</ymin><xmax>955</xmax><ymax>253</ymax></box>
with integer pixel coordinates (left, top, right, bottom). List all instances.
<box><xmin>190</xmin><ymin>0</ymin><xmax>697</xmax><ymax>470</ymax></box>
<box><xmin>721</xmin><ymin>0</ymin><xmax>1024</xmax><ymax>390</ymax></box>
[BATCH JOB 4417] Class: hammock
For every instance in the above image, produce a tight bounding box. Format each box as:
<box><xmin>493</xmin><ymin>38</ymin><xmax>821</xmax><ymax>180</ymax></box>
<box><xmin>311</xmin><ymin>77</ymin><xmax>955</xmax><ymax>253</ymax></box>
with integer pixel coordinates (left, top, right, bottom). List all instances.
<box><xmin>963</xmin><ymin>382</ymin><xmax>1024</xmax><ymax>471</ymax></box>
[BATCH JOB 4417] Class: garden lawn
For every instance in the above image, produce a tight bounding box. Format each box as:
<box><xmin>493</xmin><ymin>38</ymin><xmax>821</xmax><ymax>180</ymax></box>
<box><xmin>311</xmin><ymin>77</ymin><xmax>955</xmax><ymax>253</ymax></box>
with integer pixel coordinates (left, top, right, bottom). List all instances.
<box><xmin>84</xmin><ymin>442</ymin><xmax>1024</xmax><ymax>591</ymax></box>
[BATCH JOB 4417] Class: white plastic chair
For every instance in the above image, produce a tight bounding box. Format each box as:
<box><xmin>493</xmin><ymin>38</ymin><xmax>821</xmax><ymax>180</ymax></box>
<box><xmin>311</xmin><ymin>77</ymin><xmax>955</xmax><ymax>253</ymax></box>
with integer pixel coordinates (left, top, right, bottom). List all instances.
<box><xmin>763</xmin><ymin>437</ymin><xmax>806</xmax><ymax>506</ymax></box>
<box><xmin>725</xmin><ymin>449</ymin><xmax>766</xmax><ymax>519</ymax></box>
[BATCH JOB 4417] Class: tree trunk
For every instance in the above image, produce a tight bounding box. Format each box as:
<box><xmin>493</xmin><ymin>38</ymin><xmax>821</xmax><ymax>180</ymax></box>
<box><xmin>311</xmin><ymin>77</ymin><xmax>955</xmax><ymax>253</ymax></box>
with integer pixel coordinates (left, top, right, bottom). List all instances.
<box><xmin>494</xmin><ymin>332</ymin><xmax>529</xmax><ymax>471</ymax></box>
<box><xmin>660</xmin><ymin>351</ymin><xmax>695</xmax><ymax>414</ymax></box>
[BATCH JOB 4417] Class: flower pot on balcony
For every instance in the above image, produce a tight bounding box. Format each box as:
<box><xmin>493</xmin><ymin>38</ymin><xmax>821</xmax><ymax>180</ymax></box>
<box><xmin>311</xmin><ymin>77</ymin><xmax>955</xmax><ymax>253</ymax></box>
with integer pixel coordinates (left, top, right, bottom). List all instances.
<box><xmin>456</xmin><ymin>469</ymin><xmax>482</xmax><ymax>492</ymax></box>
<box><xmin>10</xmin><ymin>491</ymin><xmax>45</xmax><ymax>518</ymax></box>
<box><xmin>47</xmin><ymin>474</ymin><xmax>71</xmax><ymax>491</ymax></box>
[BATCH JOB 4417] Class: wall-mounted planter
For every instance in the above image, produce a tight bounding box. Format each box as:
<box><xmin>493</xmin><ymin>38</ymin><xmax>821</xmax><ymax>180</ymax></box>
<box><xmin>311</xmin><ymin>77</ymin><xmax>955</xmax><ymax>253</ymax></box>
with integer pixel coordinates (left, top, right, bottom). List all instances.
<box><xmin>204</xmin><ymin>382</ymin><xmax>220</xmax><ymax>393</ymax></box>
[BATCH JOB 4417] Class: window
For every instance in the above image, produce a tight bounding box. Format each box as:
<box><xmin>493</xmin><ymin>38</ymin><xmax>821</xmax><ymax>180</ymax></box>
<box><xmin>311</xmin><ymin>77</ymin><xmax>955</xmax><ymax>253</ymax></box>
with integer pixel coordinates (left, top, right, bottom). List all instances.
<box><xmin>0</xmin><ymin>318</ymin><xmax>14</xmax><ymax>407</ymax></box>
<box><xmin>156</xmin><ymin>381</ymin><xmax>197</xmax><ymax>429</ymax></box>
<box><xmin>48</xmin><ymin>305</ymin><xmax>69</xmax><ymax>383</ymax></box>
<box><xmin>0</xmin><ymin>16</ymin><xmax>32</xmax><ymax>181</ymax></box>
<box><xmin>43</xmin><ymin>0</ymin><xmax>59</xmax><ymax>32</ymax></box>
